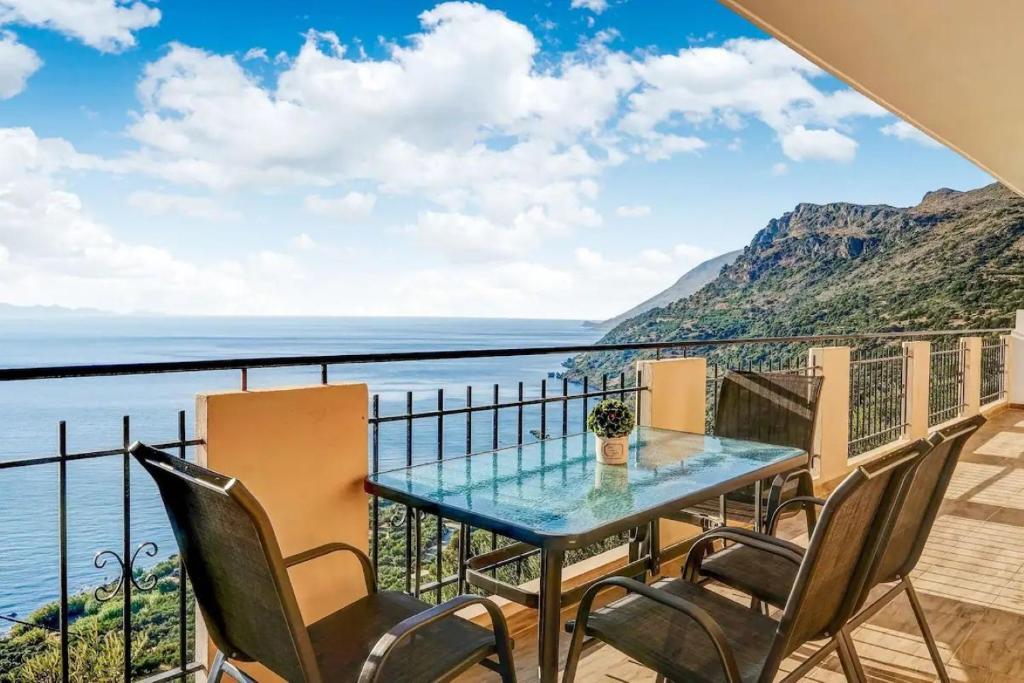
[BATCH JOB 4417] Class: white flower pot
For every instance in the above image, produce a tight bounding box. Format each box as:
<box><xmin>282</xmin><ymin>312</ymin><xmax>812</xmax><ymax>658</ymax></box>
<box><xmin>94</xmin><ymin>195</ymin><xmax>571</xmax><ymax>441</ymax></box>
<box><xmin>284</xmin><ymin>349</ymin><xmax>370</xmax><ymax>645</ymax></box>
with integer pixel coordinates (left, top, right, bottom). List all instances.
<box><xmin>595</xmin><ymin>434</ymin><xmax>629</xmax><ymax>465</ymax></box>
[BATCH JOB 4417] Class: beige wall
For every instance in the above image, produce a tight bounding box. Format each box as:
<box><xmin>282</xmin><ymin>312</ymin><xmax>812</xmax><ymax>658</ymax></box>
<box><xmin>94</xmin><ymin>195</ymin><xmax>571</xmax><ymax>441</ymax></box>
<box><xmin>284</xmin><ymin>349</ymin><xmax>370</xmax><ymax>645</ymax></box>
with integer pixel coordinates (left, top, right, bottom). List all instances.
<box><xmin>636</xmin><ymin>357</ymin><xmax>706</xmax><ymax>550</ymax></box>
<box><xmin>808</xmin><ymin>346</ymin><xmax>850</xmax><ymax>484</ymax></box>
<box><xmin>196</xmin><ymin>383</ymin><xmax>369</xmax><ymax>681</ymax></box>
<box><xmin>903</xmin><ymin>341</ymin><xmax>931</xmax><ymax>440</ymax></box>
<box><xmin>719</xmin><ymin>0</ymin><xmax>1024</xmax><ymax>197</ymax></box>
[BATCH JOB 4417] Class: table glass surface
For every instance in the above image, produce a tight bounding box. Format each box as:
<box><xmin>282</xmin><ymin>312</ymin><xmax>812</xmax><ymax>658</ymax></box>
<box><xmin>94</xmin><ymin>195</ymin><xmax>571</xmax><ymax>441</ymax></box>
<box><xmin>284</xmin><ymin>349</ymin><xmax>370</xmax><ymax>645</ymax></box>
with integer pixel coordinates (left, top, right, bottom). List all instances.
<box><xmin>367</xmin><ymin>427</ymin><xmax>804</xmax><ymax>542</ymax></box>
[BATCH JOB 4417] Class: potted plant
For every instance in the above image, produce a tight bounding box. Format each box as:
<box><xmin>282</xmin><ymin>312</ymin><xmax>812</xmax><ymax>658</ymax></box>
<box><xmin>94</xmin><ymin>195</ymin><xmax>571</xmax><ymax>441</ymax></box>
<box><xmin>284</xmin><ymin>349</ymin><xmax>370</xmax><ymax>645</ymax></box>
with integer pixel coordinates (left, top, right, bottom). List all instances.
<box><xmin>587</xmin><ymin>398</ymin><xmax>635</xmax><ymax>465</ymax></box>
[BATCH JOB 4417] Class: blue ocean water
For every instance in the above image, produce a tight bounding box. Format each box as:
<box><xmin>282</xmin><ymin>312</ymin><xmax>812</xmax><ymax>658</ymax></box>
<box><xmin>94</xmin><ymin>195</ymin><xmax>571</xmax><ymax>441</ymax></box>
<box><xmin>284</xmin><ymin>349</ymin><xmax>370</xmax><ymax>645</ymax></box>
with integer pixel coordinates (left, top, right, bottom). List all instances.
<box><xmin>0</xmin><ymin>316</ymin><xmax>598</xmax><ymax>626</ymax></box>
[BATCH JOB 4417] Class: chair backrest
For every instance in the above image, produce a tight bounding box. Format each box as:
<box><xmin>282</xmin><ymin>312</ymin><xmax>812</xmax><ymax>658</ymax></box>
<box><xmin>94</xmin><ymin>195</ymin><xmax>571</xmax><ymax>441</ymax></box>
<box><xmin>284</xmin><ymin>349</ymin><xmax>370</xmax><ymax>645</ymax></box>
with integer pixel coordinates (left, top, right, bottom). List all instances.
<box><xmin>131</xmin><ymin>442</ymin><xmax>321</xmax><ymax>683</ymax></box>
<box><xmin>714</xmin><ymin>371</ymin><xmax>824</xmax><ymax>454</ymax></box>
<box><xmin>867</xmin><ymin>415</ymin><xmax>985</xmax><ymax>586</ymax></box>
<box><xmin>766</xmin><ymin>439</ymin><xmax>926</xmax><ymax>668</ymax></box>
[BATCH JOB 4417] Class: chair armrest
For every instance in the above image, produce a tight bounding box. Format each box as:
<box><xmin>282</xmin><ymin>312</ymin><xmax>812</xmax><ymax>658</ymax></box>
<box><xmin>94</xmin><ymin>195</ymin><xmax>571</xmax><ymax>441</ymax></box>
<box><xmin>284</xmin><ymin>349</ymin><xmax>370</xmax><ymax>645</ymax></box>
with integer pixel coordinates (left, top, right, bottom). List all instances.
<box><xmin>570</xmin><ymin>576</ymin><xmax>742</xmax><ymax>683</ymax></box>
<box><xmin>767</xmin><ymin>496</ymin><xmax>825</xmax><ymax>536</ymax></box>
<box><xmin>283</xmin><ymin>542</ymin><xmax>376</xmax><ymax>594</ymax></box>
<box><xmin>683</xmin><ymin>527</ymin><xmax>804</xmax><ymax>581</ymax></box>
<box><xmin>357</xmin><ymin>595</ymin><xmax>513</xmax><ymax>683</ymax></box>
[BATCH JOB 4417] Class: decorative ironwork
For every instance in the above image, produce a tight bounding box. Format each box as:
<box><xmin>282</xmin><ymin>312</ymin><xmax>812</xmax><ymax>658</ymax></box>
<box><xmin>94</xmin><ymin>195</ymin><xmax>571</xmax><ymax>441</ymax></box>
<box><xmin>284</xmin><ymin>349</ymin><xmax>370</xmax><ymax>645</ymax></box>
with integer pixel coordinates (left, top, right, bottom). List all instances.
<box><xmin>93</xmin><ymin>542</ymin><xmax>159</xmax><ymax>602</ymax></box>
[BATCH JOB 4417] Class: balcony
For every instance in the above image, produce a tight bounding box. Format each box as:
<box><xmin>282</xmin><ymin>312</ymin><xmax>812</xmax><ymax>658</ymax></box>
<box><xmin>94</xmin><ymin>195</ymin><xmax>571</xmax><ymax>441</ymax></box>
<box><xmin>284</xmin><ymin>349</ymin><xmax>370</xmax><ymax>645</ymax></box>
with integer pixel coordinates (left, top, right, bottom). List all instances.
<box><xmin>1</xmin><ymin>318</ymin><xmax>1022</xmax><ymax>682</ymax></box>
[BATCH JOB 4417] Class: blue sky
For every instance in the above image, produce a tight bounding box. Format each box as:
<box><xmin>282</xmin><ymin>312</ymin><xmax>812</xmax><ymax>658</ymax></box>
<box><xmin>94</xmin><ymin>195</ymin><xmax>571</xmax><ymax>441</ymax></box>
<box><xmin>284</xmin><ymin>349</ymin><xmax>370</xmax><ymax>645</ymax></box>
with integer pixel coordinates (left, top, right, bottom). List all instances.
<box><xmin>0</xmin><ymin>0</ymin><xmax>992</xmax><ymax>318</ymax></box>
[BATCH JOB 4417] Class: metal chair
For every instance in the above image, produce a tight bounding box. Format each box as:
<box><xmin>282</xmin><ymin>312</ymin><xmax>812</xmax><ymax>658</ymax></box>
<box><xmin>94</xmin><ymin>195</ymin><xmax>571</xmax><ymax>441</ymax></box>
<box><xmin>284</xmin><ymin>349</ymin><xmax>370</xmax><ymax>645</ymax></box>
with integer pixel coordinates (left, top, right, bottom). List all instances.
<box><xmin>688</xmin><ymin>414</ymin><xmax>984</xmax><ymax>681</ymax></box>
<box><xmin>666</xmin><ymin>370</ymin><xmax>824</xmax><ymax>532</ymax></box>
<box><xmin>131</xmin><ymin>442</ymin><xmax>516</xmax><ymax>683</ymax></box>
<box><xmin>563</xmin><ymin>442</ymin><xmax>919</xmax><ymax>683</ymax></box>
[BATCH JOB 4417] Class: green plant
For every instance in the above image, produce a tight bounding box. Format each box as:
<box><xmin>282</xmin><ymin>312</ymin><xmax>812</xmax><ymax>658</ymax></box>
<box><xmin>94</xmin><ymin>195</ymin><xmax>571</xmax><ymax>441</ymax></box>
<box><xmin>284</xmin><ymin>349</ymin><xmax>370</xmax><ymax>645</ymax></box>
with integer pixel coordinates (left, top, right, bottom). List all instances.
<box><xmin>586</xmin><ymin>399</ymin><xmax>635</xmax><ymax>438</ymax></box>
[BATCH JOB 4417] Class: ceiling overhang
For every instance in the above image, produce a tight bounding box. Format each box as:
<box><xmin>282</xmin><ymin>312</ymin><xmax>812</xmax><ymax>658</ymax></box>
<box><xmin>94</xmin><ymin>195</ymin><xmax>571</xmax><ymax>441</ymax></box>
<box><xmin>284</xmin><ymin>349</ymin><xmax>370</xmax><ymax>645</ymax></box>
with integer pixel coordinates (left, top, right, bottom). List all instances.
<box><xmin>720</xmin><ymin>0</ymin><xmax>1024</xmax><ymax>196</ymax></box>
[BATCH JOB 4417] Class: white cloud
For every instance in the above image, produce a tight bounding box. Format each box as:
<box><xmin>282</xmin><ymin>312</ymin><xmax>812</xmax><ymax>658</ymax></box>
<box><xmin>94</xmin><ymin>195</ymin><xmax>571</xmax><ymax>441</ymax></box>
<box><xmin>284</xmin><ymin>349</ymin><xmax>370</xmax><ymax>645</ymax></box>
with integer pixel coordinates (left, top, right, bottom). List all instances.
<box><xmin>242</xmin><ymin>47</ymin><xmax>268</xmax><ymax>62</ymax></box>
<box><xmin>638</xmin><ymin>133</ymin><xmax>707</xmax><ymax>161</ymax></box>
<box><xmin>623</xmin><ymin>37</ymin><xmax>884</xmax><ymax>163</ymax></box>
<box><xmin>304</xmin><ymin>191</ymin><xmax>376</xmax><ymax>221</ymax></box>
<box><xmin>0</xmin><ymin>127</ymin><xmax>281</xmax><ymax>313</ymax></box>
<box><xmin>0</xmin><ymin>31</ymin><xmax>39</xmax><ymax>98</ymax></box>
<box><xmin>781</xmin><ymin>126</ymin><xmax>857</xmax><ymax>162</ymax></box>
<box><xmin>771</xmin><ymin>161</ymin><xmax>788</xmax><ymax>175</ymax></box>
<box><xmin>570</xmin><ymin>0</ymin><xmax>608</xmax><ymax>13</ymax></box>
<box><xmin>118</xmin><ymin>3</ymin><xmax>636</xmax><ymax>258</ymax></box>
<box><xmin>880</xmin><ymin>119</ymin><xmax>941</xmax><ymax>148</ymax></box>
<box><xmin>615</xmin><ymin>204</ymin><xmax>650</xmax><ymax>218</ymax></box>
<box><xmin>128</xmin><ymin>191</ymin><xmax>242</xmax><ymax>222</ymax></box>
<box><xmin>0</xmin><ymin>0</ymin><xmax>160</xmax><ymax>52</ymax></box>
<box><xmin>290</xmin><ymin>233</ymin><xmax>316</xmax><ymax>250</ymax></box>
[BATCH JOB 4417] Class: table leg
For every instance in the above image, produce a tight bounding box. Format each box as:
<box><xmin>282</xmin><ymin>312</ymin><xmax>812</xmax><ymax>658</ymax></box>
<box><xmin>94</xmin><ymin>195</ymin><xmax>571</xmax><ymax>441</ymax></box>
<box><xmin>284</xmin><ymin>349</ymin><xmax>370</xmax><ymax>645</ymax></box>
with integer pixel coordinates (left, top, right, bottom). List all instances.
<box><xmin>753</xmin><ymin>479</ymin><xmax>764</xmax><ymax>533</ymax></box>
<box><xmin>538</xmin><ymin>548</ymin><xmax>564</xmax><ymax>683</ymax></box>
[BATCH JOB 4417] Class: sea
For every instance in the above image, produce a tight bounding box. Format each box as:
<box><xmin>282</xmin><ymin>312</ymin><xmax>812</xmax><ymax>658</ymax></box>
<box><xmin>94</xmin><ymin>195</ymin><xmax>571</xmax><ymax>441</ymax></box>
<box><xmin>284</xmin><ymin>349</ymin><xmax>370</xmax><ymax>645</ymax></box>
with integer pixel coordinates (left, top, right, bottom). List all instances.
<box><xmin>0</xmin><ymin>316</ymin><xmax>599</xmax><ymax>628</ymax></box>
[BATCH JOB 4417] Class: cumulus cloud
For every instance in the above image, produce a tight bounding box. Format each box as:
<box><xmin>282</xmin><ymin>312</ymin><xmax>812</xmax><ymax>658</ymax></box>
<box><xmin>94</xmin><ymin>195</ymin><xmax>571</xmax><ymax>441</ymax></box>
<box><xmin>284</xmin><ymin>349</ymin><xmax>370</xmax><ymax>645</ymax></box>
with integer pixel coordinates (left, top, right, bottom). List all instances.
<box><xmin>623</xmin><ymin>37</ymin><xmax>885</xmax><ymax>163</ymax></box>
<box><xmin>242</xmin><ymin>47</ymin><xmax>268</xmax><ymax>62</ymax></box>
<box><xmin>616</xmin><ymin>205</ymin><xmax>650</xmax><ymax>218</ymax></box>
<box><xmin>781</xmin><ymin>126</ymin><xmax>857</xmax><ymax>162</ymax></box>
<box><xmin>0</xmin><ymin>31</ymin><xmax>39</xmax><ymax>98</ymax></box>
<box><xmin>128</xmin><ymin>191</ymin><xmax>242</xmax><ymax>221</ymax></box>
<box><xmin>0</xmin><ymin>0</ymin><xmax>160</xmax><ymax>52</ymax></box>
<box><xmin>304</xmin><ymin>191</ymin><xmax>376</xmax><ymax>221</ymax></box>
<box><xmin>0</xmin><ymin>127</ymin><xmax>309</xmax><ymax>314</ymax></box>
<box><xmin>570</xmin><ymin>0</ymin><xmax>608</xmax><ymax>13</ymax></box>
<box><xmin>880</xmin><ymin>119</ymin><xmax>941</xmax><ymax>148</ymax></box>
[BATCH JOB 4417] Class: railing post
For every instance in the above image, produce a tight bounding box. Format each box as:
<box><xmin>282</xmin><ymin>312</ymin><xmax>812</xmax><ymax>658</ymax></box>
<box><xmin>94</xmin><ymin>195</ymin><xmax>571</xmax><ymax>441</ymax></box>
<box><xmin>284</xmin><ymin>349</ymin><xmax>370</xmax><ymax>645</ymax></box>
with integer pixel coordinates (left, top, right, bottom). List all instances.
<box><xmin>195</xmin><ymin>383</ymin><xmax>368</xmax><ymax>682</ymax></box>
<box><xmin>635</xmin><ymin>357</ymin><xmax>707</xmax><ymax>562</ymax></box>
<box><xmin>962</xmin><ymin>337</ymin><xmax>982</xmax><ymax>417</ymax></box>
<box><xmin>636</xmin><ymin>357</ymin><xmax>707</xmax><ymax>432</ymax></box>
<box><xmin>903</xmin><ymin>340</ymin><xmax>931</xmax><ymax>439</ymax></box>
<box><xmin>808</xmin><ymin>346</ymin><xmax>850</xmax><ymax>483</ymax></box>
<box><xmin>1008</xmin><ymin>310</ymin><xmax>1024</xmax><ymax>405</ymax></box>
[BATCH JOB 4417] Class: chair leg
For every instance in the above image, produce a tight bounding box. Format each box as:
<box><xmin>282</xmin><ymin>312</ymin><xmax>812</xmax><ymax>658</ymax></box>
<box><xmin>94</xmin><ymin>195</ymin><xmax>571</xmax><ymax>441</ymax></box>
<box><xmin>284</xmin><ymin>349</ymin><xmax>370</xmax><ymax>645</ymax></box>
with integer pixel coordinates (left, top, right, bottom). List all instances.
<box><xmin>208</xmin><ymin>651</ymin><xmax>226</xmax><ymax>683</ymax></box>
<box><xmin>904</xmin><ymin>579</ymin><xmax>950</xmax><ymax>683</ymax></box>
<box><xmin>836</xmin><ymin>629</ymin><xmax>866</xmax><ymax>683</ymax></box>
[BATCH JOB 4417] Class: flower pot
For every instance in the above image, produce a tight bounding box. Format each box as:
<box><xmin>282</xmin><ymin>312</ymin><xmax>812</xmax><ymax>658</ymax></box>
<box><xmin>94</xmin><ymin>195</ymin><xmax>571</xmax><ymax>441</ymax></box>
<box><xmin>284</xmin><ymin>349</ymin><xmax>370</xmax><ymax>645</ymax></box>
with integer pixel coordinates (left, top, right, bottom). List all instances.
<box><xmin>595</xmin><ymin>434</ymin><xmax>629</xmax><ymax>465</ymax></box>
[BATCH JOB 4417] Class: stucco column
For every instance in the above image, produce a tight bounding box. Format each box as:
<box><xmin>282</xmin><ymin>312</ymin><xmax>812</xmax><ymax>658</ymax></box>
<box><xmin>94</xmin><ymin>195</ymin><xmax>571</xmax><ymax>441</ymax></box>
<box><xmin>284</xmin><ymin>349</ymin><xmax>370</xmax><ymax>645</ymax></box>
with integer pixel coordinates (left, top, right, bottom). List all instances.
<box><xmin>636</xmin><ymin>357</ymin><xmax>706</xmax><ymax>552</ymax></box>
<box><xmin>962</xmin><ymin>337</ymin><xmax>983</xmax><ymax>416</ymax></box>
<box><xmin>808</xmin><ymin>346</ymin><xmax>851</xmax><ymax>483</ymax></box>
<box><xmin>195</xmin><ymin>383</ymin><xmax>369</xmax><ymax>682</ymax></box>
<box><xmin>903</xmin><ymin>340</ymin><xmax>931</xmax><ymax>440</ymax></box>
<box><xmin>1008</xmin><ymin>311</ymin><xmax>1024</xmax><ymax>405</ymax></box>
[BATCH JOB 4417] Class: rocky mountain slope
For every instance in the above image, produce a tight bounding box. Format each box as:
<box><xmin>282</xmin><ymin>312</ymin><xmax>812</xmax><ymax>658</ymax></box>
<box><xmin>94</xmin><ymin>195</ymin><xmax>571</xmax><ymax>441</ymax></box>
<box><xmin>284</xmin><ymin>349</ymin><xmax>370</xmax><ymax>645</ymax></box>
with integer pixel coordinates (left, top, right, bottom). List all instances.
<box><xmin>588</xmin><ymin>250</ymin><xmax>741</xmax><ymax>330</ymax></box>
<box><xmin>570</xmin><ymin>183</ymin><xmax>1024</xmax><ymax>376</ymax></box>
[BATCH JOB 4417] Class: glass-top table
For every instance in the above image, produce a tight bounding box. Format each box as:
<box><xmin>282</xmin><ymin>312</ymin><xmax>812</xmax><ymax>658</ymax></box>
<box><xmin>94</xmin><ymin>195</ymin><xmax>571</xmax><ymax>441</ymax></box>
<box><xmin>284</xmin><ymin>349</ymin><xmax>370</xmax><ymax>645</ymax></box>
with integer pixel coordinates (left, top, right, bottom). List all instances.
<box><xmin>365</xmin><ymin>427</ymin><xmax>805</xmax><ymax>682</ymax></box>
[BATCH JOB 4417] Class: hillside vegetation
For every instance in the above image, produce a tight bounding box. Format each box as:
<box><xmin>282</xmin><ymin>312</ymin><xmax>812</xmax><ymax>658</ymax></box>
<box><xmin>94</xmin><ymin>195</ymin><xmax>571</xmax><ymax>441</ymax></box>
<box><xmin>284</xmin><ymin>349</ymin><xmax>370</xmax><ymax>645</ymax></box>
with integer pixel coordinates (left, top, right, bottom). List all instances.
<box><xmin>570</xmin><ymin>183</ymin><xmax>1024</xmax><ymax>376</ymax></box>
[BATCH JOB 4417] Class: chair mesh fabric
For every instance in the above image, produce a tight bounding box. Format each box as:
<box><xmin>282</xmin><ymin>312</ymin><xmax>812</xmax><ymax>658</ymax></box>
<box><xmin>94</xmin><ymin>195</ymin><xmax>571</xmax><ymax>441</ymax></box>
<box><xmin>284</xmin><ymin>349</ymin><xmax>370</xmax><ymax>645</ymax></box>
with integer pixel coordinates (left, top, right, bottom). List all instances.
<box><xmin>872</xmin><ymin>418</ymin><xmax>980</xmax><ymax>584</ymax></box>
<box><xmin>309</xmin><ymin>591</ymin><xmax>495</xmax><ymax>681</ymax></box>
<box><xmin>714</xmin><ymin>371</ymin><xmax>823</xmax><ymax>453</ymax></box>
<box><xmin>700</xmin><ymin>542</ymin><xmax>801</xmax><ymax>609</ymax></box>
<box><xmin>134</xmin><ymin>450</ymin><xmax>309</xmax><ymax>682</ymax></box>
<box><xmin>779</xmin><ymin>460</ymin><xmax>904</xmax><ymax>650</ymax></box>
<box><xmin>586</xmin><ymin>578</ymin><xmax>779</xmax><ymax>683</ymax></box>
<box><xmin>708</xmin><ymin>371</ymin><xmax>824</xmax><ymax>518</ymax></box>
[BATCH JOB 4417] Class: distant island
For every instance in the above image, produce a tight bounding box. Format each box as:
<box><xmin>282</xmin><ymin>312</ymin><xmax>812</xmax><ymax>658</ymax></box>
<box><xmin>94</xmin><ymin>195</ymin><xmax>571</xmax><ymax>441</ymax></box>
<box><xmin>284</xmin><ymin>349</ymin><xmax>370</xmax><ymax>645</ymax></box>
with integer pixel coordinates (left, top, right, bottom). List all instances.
<box><xmin>0</xmin><ymin>303</ymin><xmax>112</xmax><ymax>319</ymax></box>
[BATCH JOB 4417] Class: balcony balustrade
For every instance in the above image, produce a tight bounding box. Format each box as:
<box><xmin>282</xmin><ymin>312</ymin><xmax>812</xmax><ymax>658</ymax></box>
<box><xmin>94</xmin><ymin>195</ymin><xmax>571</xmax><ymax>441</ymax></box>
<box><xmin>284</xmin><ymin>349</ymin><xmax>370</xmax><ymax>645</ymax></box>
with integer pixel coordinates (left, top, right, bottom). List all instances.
<box><xmin>0</xmin><ymin>318</ymin><xmax>1021</xmax><ymax>682</ymax></box>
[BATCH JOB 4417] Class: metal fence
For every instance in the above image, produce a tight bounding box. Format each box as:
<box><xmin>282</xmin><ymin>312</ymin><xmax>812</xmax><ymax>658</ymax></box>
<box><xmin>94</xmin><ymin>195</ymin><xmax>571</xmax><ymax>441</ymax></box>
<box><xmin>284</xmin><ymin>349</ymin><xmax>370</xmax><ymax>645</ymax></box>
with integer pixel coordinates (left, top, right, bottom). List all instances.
<box><xmin>0</xmin><ymin>327</ymin><xmax>1009</xmax><ymax>682</ymax></box>
<box><xmin>929</xmin><ymin>341</ymin><xmax>968</xmax><ymax>426</ymax></box>
<box><xmin>982</xmin><ymin>338</ymin><xmax>1007</xmax><ymax>405</ymax></box>
<box><xmin>848</xmin><ymin>346</ymin><xmax>910</xmax><ymax>457</ymax></box>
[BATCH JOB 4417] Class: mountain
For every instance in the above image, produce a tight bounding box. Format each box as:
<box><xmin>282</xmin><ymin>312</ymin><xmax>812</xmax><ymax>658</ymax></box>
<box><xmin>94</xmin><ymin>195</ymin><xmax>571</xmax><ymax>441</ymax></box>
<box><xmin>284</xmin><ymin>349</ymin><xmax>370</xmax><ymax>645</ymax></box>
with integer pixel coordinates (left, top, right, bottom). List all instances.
<box><xmin>587</xmin><ymin>250</ymin><xmax>742</xmax><ymax>330</ymax></box>
<box><xmin>569</xmin><ymin>183</ymin><xmax>1024</xmax><ymax>377</ymax></box>
<box><xmin>0</xmin><ymin>303</ymin><xmax>111</xmax><ymax>319</ymax></box>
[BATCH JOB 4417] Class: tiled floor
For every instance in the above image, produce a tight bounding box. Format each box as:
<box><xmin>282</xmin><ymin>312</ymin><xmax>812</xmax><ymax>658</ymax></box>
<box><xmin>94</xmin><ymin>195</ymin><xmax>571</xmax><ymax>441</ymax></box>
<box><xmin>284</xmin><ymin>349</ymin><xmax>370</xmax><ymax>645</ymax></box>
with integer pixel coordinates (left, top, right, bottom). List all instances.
<box><xmin>461</xmin><ymin>407</ymin><xmax>1024</xmax><ymax>682</ymax></box>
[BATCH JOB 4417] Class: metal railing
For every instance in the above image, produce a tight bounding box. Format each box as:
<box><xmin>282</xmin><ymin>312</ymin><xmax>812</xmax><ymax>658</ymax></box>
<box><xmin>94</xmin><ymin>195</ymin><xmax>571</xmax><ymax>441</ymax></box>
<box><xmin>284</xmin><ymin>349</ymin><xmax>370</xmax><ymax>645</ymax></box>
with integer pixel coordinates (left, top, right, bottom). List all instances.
<box><xmin>929</xmin><ymin>341</ymin><xmax>968</xmax><ymax>426</ymax></box>
<box><xmin>982</xmin><ymin>338</ymin><xmax>1008</xmax><ymax>405</ymax></box>
<box><xmin>849</xmin><ymin>346</ymin><xmax>910</xmax><ymax>457</ymax></box>
<box><xmin>0</xmin><ymin>326</ymin><xmax>1010</xmax><ymax>682</ymax></box>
